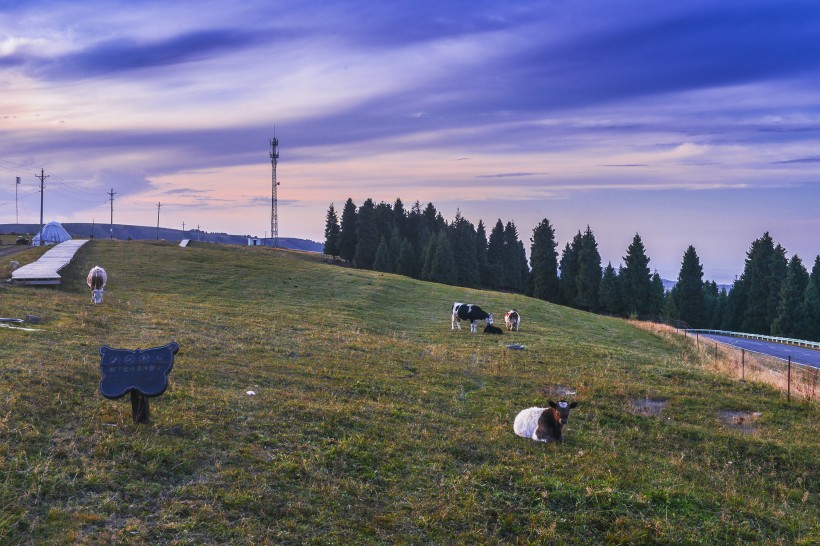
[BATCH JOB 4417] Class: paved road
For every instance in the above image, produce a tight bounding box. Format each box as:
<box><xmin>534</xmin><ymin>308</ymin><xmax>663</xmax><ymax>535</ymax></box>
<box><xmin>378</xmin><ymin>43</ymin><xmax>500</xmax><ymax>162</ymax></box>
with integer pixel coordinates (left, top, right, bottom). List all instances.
<box><xmin>695</xmin><ymin>333</ymin><xmax>820</xmax><ymax>369</ymax></box>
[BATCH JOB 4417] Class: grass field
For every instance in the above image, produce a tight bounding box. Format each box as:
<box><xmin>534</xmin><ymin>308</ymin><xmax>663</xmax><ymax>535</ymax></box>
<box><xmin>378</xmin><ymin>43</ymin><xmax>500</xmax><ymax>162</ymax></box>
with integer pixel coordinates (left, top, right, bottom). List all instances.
<box><xmin>1</xmin><ymin>240</ymin><xmax>818</xmax><ymax>544</ymax></box>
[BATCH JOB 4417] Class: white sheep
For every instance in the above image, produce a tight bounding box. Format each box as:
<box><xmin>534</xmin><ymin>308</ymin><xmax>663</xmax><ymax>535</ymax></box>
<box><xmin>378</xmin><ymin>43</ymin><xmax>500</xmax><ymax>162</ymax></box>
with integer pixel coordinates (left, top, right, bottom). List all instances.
<box><xmin>86</xmin><ymin>266</ymin><xmax>108</xmax><ymax>304</ymax></box>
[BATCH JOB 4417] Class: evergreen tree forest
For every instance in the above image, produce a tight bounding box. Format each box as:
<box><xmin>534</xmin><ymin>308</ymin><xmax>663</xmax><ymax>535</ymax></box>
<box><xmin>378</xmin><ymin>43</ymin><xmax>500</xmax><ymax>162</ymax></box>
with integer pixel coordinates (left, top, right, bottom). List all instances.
<box><xmin>323</xmin><ymin>200</ymin><xmax>820</xmax><ymax>341</ymax></box>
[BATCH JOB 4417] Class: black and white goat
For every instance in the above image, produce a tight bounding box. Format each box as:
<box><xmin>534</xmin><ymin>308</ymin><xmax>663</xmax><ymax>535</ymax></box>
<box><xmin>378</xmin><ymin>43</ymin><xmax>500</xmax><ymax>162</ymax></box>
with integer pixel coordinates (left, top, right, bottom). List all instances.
<box><xmin>87</xmin><ymin>266</ymin><xmax>108</xmax><ymax>304</ymax></box>
<box><xmin>451</xmin><ymin>302</ymin><xmax>494</xmax><ymax>333</ymax></box>
<box><xmin>513</xmin><ymin>400</ymin><xmax>578</xmax><ymax>442</ymax></box>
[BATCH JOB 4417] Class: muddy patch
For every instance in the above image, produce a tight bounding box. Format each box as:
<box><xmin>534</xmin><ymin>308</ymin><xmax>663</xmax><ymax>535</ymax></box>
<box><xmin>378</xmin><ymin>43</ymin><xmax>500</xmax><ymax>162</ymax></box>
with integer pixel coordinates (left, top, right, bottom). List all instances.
<box><xmin>719</xmin><ymin>411</ymin><xmax>762</xmax><ymax>434</ymax></box>
<box><xmin>540</xmin><ymin>385</ymin><xmax>577</xmax><ymax>398</ymax></box>
<box><xmin>630</xmin><ymin>397</ymin><xmax>668</xmax><ymax>417</ymax></box>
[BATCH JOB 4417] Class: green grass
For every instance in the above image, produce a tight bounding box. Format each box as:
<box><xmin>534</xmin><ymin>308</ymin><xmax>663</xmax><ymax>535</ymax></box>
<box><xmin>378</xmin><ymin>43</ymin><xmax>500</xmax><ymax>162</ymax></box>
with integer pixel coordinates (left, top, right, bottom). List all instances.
<box><xmin>1</xmin><ymin>240</ymin><xmax>818</xmax><ymax>544</ymax></box>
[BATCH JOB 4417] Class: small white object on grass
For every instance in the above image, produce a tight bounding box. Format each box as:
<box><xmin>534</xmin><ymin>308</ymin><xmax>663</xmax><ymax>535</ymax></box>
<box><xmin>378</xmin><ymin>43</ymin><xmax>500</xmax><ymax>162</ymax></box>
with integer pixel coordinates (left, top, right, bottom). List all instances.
<box><xmin>246</xmin><ymin>390</ymin><xmax>256</xmax><ymax>396</ymax></box>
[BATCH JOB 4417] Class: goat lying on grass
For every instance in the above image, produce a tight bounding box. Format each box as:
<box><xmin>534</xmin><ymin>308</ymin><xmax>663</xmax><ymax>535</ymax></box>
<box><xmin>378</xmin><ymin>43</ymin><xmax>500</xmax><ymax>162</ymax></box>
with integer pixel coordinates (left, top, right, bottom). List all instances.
<box><xmin>514</xmin><ymin>400</ymin><xmax>578</xmax><ymax>442</ymax></box>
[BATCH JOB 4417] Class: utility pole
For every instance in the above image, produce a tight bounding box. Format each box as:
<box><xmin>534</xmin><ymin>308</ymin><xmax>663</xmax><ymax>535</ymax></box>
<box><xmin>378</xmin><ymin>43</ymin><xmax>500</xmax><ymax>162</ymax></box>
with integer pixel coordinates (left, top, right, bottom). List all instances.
<box><xmin>35</xmin><ymin>169</ymin><xmax>48</xmax><ymax>245</ymax></box>
<box><xmin>182</xmin><ymin>221</ymin><xmax>185</xmax><ymax>237</ymax></box>
<box><xmin>156</xmin><ymin>202</ymin><xmax>162</xmax><ymax>240</ymax></box>
<box><xmin>270</xmin><ymin>136</ymin><xmax>279</xmax><ymax>247</ymax></box>
<box><xmin>15</xmin><ymin>176</ymin><xmax>20</xmax><ymax>224</ymax></box>
<box><xmin>108</xmin><ymin>188</ymin><xmax>116</xmax><ymax>239</ymax></box>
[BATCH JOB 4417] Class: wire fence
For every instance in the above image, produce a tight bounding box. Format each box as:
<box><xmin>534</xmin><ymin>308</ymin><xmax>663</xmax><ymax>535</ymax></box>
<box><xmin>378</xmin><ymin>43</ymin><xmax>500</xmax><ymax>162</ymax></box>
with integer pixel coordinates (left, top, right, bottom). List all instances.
<box><xmin>689</xmin><ymin>333</ymin><xmax>819</xmax><ymax>402</ymax></box>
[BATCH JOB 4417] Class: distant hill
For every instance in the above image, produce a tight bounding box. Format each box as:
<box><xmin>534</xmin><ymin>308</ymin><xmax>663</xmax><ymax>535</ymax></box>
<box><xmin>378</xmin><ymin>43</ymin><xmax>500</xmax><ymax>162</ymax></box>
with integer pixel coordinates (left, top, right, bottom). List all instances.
<box><xmin>0</xmin><ymin>223</ymin><xmax>323</xmax><ymax>253</ymax></box>
<box><xmin>662</xmin><ymin>278</ymin><xmax>732</xmax><ymax>293</ymax></box>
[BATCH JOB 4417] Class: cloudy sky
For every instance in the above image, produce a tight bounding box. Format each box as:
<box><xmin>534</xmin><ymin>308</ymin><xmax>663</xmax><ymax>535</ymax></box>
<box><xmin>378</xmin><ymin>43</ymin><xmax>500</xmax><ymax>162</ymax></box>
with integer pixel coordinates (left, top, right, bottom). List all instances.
<box><xmin>2</xmin><ymin>0</ymin><xmax>820</xmax><ymax>283</ymax></box>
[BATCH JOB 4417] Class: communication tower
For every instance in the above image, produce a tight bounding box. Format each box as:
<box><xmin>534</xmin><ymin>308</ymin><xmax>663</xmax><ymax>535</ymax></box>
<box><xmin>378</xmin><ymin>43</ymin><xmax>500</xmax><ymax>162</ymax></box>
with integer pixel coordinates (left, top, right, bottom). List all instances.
<box><xmin>270</xmin><ymin>137</ymin><xmax>279</xmax><ymax>247</ymax></box>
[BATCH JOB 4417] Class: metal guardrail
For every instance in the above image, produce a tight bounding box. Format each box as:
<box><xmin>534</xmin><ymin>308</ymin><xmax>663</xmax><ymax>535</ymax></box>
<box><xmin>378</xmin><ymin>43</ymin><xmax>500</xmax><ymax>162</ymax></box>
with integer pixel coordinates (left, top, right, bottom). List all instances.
<box><xmin>684</xmin><ymin>329</ymin><xmax>820</xmax><ymax>351</ymax></box>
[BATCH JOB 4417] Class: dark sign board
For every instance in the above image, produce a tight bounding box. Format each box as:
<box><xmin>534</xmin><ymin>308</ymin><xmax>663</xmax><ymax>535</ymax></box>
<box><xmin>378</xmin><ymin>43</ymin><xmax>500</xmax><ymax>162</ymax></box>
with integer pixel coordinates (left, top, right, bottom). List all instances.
<box><xmin>99</xmin><ymin>342</ymin><xmax>179</xmax><ymax>400</ymax></box>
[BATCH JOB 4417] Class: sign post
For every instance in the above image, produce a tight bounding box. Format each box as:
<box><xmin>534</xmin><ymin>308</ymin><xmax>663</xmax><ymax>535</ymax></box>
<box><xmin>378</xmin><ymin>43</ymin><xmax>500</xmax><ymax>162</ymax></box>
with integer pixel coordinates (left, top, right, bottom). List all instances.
<box><xmin>99</xmin><ymin>342</ymin><xmax>179</xmax><ymax>423</ymax></box>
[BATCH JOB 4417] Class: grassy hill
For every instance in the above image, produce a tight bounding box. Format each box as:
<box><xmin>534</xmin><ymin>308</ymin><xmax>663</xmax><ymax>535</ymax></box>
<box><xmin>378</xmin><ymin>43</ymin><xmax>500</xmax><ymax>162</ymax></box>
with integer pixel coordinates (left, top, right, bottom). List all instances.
<box><xmin>1</xmin><ymin>240</ymin><xmax>817</xmax><ymax>544</ymax></box>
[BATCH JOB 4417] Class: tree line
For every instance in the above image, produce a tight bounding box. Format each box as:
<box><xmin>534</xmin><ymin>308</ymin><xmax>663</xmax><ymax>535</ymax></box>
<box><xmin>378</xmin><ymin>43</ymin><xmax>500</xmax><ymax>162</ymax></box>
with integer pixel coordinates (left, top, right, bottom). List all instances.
<box><xmin>323</xmin><ymin>198</ymin><xmax>820</xmax><ymax>341</ymax></box>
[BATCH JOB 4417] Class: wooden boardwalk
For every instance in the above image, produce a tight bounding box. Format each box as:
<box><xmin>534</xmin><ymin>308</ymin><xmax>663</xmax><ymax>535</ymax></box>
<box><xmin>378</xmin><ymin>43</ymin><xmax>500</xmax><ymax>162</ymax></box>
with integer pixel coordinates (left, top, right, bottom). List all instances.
<box><xmin>11</xmin><ymin>240</ymin><xmax>89</xmax><ymax>285</ymax></box>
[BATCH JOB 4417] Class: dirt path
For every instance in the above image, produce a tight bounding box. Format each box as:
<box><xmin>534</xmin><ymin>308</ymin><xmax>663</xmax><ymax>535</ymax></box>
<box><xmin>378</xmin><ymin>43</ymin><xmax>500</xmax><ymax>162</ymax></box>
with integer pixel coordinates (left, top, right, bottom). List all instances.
<box><xmin>0</xmin><ymin>245</ymin><xmax>29</xmax><ymax>259</ymax></box>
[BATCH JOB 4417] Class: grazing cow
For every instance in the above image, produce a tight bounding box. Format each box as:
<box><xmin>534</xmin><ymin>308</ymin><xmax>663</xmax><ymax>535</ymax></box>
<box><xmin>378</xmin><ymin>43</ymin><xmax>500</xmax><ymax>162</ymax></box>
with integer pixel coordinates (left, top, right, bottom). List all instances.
<box><xmin>484</xmin><ymin>323</ymin><xmax>504</xmax><ymax>335</ymax></box>
<box><xmin>9</xmin><ymin>260</ymin><xmax>20</xmax><ymax>271</ymax></box>
<box><xmin>86</xmin><ymin>266</ymin><xmax>108</xmax><ymax>304</ymax></box>
<box><xmin>451</xmin><ymin>302</ymin><xmax>494</xmax><ymax>333</ymax></box>
<box><xmin>513</xmin><ymin>400</ymin><xmax>578</xmax><ymax>443</ymax></box>
<box><xmin>504</xmin><ymin>309</ymin><xmax>520</xmax><ymax>331</ymax></box>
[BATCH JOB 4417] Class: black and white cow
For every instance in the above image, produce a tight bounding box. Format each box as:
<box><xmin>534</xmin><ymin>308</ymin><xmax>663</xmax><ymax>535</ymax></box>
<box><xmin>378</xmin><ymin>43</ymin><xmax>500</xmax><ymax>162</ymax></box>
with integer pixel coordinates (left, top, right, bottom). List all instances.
<box><xmin>451</xmin><ymin>302</ymin><xmax>494</xmax><ymax>333</ymax></box>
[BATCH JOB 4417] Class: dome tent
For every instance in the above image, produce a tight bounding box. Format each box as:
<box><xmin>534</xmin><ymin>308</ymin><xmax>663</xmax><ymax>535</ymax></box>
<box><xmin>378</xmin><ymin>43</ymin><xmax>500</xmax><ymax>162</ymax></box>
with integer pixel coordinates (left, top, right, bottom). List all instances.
<box><xmin>32</xmin><ymin>221</ymin><xmax>72</xmax><ymax>246</ymax></box>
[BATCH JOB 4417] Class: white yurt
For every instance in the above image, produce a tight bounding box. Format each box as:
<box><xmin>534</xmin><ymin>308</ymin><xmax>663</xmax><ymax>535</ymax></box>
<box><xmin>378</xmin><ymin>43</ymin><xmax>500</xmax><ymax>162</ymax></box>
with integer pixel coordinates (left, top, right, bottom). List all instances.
<box><xmin>32</xmin><ymin>221</ymin><xmax>72</xmax><ymax>246</ymax></box>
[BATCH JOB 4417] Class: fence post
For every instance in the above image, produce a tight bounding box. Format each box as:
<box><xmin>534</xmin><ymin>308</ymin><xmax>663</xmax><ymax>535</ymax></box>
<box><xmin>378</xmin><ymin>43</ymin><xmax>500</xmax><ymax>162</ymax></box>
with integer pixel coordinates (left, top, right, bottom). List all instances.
<box><xmin>787</xmin><ymin>356</ymin><xmax>791</xmax><ymax>402</ymax></box>
<box><xmin>696</xmin><ymin>333</ymin><xmax>699</xmax><ymax>349</ymax></box>
<box><xmin>714</xmin><ymin>342</ymin><xmax>718</xmax><ymax>364</ymax></box>
<box><xmin>741</xmin><ymin>349</ymin><xmax>745</xmax><ymax>381</ymax></box>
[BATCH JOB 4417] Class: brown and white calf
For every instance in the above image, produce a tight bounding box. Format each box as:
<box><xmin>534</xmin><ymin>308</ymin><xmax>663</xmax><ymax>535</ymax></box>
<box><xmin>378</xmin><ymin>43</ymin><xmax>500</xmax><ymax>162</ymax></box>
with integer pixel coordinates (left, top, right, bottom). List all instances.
<box><xmin>513</xmin><ymin>400</ymin><xmax>578</xmax><ymax>442</ymax></box>
<box><xmin>504</xmin><ymin>309</ymin><xmax>520</xmax><ymax>331</ymax></box>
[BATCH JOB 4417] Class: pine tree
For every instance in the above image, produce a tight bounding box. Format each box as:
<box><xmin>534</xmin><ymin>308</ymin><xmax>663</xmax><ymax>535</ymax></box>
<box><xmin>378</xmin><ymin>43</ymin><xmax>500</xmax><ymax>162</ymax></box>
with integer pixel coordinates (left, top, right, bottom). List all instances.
<box><xmin>430</xmin><ymin>230</ymin><xmax>457</xmax><ymax>285</ymax></box>
<box><xmin>800</xmin><ymin>256</ymin><xmax>820</xmax><ymax>341</ymax></box>
<box><xmin>575</xmin><ymin>226</ymin><xmax>602</xmax><ymax>311</ymax></box>
<box><xmin>703</xmin><ymin>281</ymin><xmax>720</xmax><ymax>329</ymax></box>
<box><xmin>517</xmin><ymin>239</ymin><xmax>530</xmax><ymax>295</ymax></box>
<box><xmin>354</xmin><ymin>198</ymin><xmax>379</xmax><ymax>269</ymax></box>
<box><xmin>450</xmin><ymin>211</ymin><xmax>479</xmax><ymax>288</ymax></box>
<box><xmin>393</xmin><ymin>198</ymin><xmax>407</xmax><ymax>239</ymax></box>
<box><xmin>337</xmin><ymin>198</ymin><xmax>357</xmax><ymax>263</ymax></box>
<box><xmin>322</xmin><ymin>203</ymin><xmax>340</xmax><ymax>258</ymax></box>
<box><xmin>486</xmin><ymin>220</ymin><xmax>506</xmax><ymax>289</ymax></box>
<box><xmin>558</xmin><ymin>232</ymin><xmax>582</xmax><ymax>306</ymax></box>
<box><xmin>650</xmin><ymin>271</ymin><xmax>665</xmax><ymax>317</ymax></box>
<box><xmin>725</xmin><ymin>277</ymin><xmax>747</xmax><ymax>331</ymax></box>
<box><xmin>374</xmin><ymin>201</ymin><xmax>395</xmax><ymax>244</ymax></box>
<box><xmin>621</xmin><ymin>233</ymin><xmax>652</xmax><ymax>317</ymax></box>
<box><xmin>420</xmin><ymin>234</ymin><xmax>437</xmax><ymax>281</ymax></box>
<box><xmin>599</xmin><ymin>262</ymin><xmax>622</xmax><ymax>315</ymax></box>
<box><xmin>372</xmin><ymin>236</ymin><xmax>395</xmax><ymax>273</ymax></box>
<box><xmin>674</xmin><ymin>246</ymin><xmax>706</xmax><ymax>327</ymax></box>
<box><xmin>530</xmin><ymin>218</ymin><xmax>559</xmax><ymax>301</ymax></box>
<box><xmin>475</xmin><ymin>220</ymin><xmax>489</xmax><ymax>286</ymax></box>
<box><xmin>503</xmin><ymin>221</ymin><xmax>524</xmax><ymax>292</ymax></box>
<box><xmin>396</xmin><ymin>238</ymin><xmax>416</xmax><ymax>277</ymax></box>
<box><xmin>713</xmin><ymin>288</ymin><xmax>729</xmax><ymax>330</ymax></box>
<box><xmin>739</xmin><ymin>233</ymin><xmax>785</xmax><ymax>334</ymax></box>
<box><xmin>771</xmin><ymin>255</ymin><xmax>809</xmax><ymax>337</ymax></box>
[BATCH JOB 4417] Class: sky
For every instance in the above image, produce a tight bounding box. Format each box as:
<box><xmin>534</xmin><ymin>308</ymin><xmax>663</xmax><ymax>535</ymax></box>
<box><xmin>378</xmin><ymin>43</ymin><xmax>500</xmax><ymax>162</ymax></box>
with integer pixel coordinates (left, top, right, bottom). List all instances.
<box><xmin>2</xmin><ymin>0</ymin><xmax>820</xmax><ymax>284</ymax></box>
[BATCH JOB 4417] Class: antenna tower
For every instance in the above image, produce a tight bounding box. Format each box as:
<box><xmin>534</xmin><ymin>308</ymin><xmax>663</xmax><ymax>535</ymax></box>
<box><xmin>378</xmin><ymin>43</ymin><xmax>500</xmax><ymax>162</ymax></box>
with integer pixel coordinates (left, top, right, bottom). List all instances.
<box><xmin>270</xmin><ymin>136</ymin><xmax>279</xmax><ymax>247</ymax></box>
